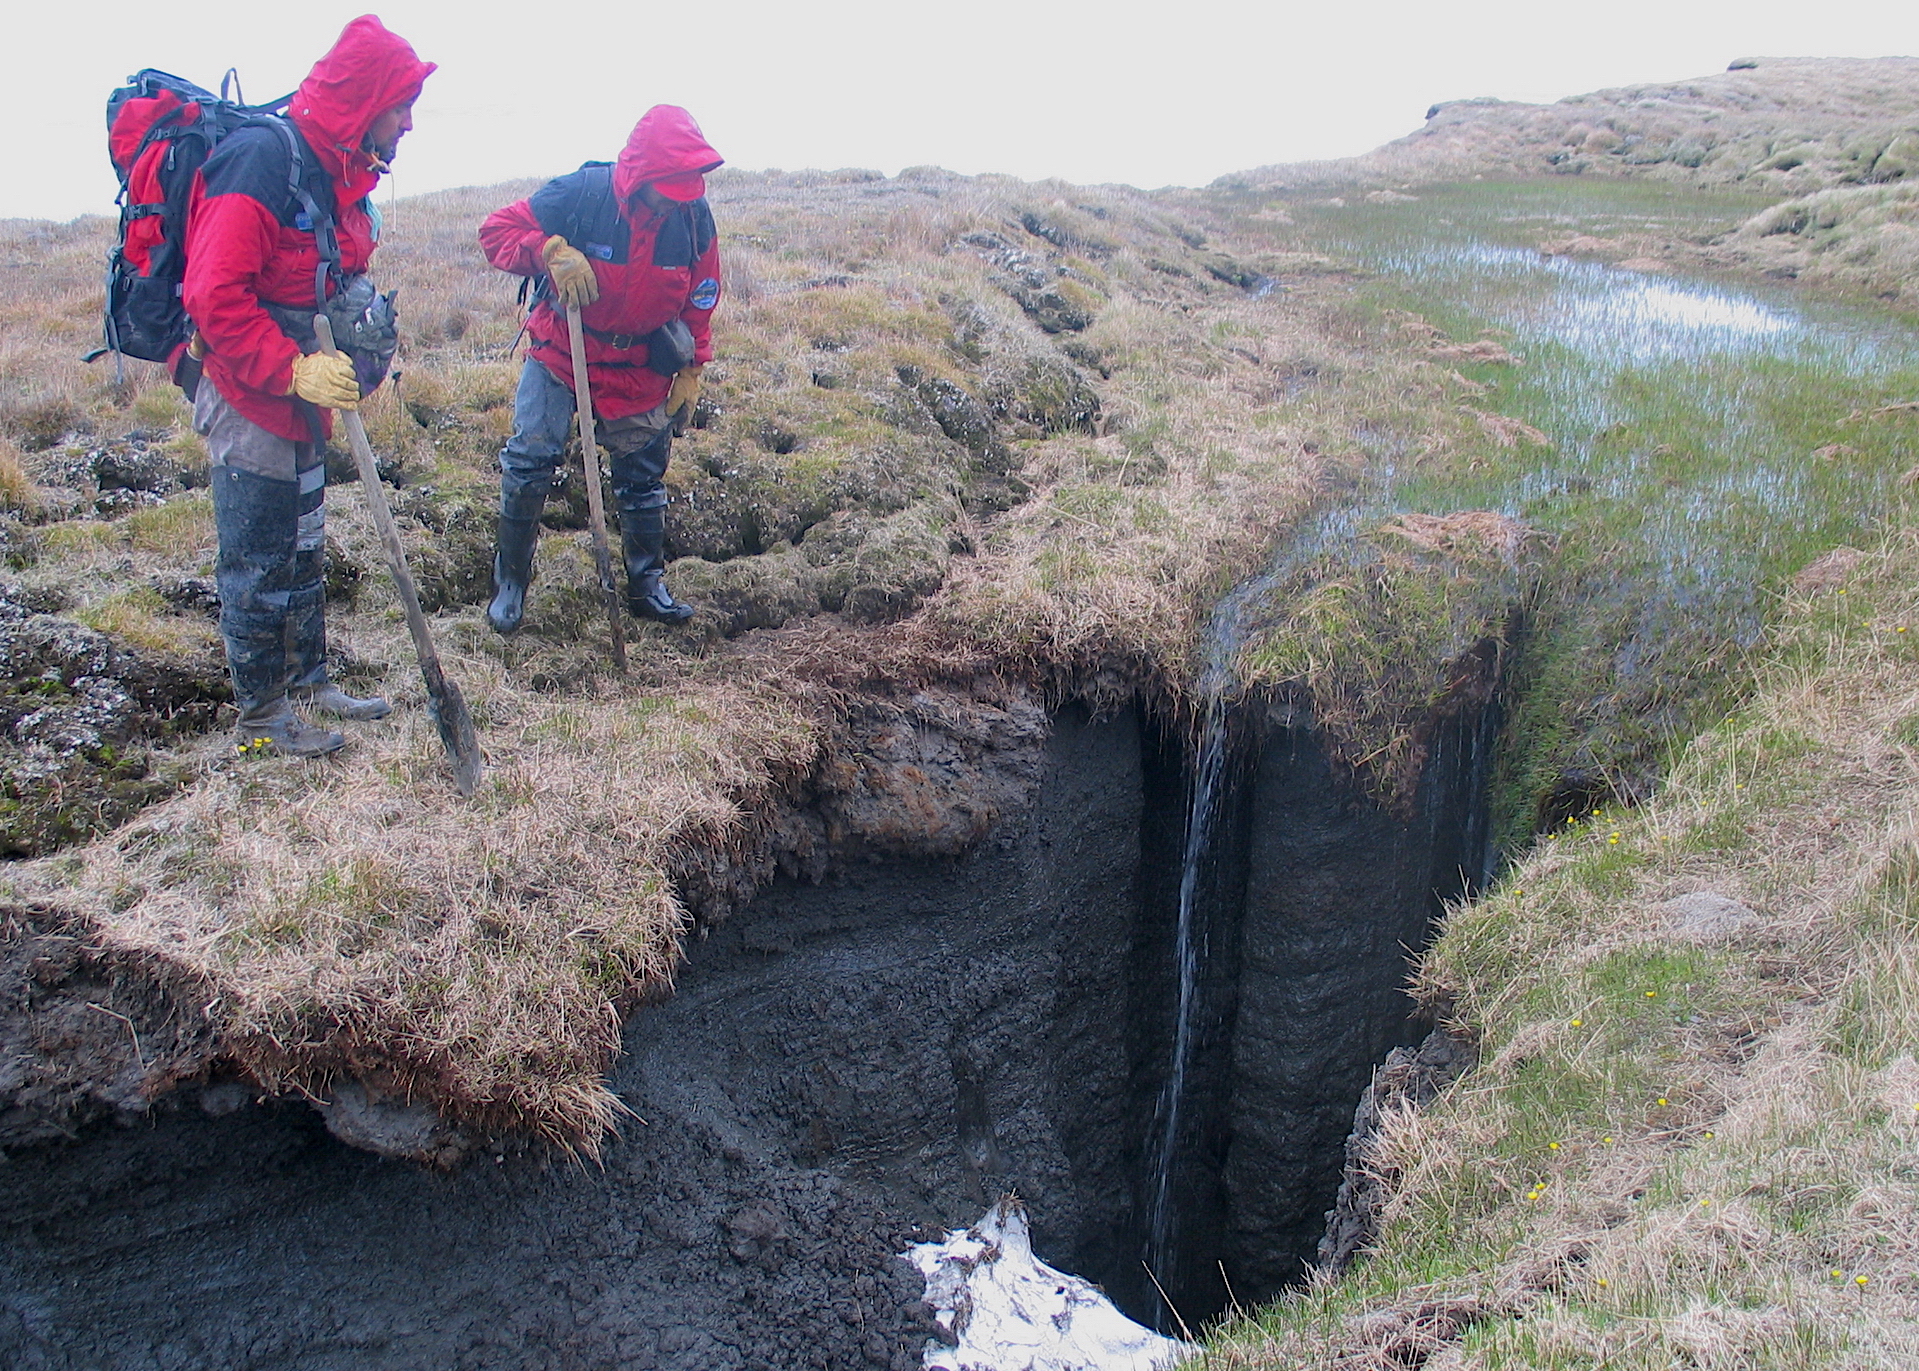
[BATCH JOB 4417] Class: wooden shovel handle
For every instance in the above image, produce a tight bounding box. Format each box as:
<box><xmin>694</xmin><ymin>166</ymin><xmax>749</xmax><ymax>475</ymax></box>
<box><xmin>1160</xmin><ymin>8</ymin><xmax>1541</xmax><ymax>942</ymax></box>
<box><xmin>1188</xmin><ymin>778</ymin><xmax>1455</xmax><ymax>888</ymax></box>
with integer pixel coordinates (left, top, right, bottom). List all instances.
<box><xmin>566</xmin><ymin>303</ymin><xmax>628</xmax><ymax>673</ymax></box>
<box><xmin>313</xmin><ymin>317</ymin><xmax>482</xmax><ymax>798</ymax></box>
<box><xmin>314</xmin><ymin>317</ymin><xmax>449</xmax><ymax>697</ymax></box>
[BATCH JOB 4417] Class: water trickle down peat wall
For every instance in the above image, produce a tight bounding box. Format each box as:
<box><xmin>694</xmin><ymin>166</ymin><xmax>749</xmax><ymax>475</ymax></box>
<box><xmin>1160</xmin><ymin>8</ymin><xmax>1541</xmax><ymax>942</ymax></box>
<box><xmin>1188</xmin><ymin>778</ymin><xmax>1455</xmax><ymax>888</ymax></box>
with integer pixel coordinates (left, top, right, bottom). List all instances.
<box><xmin>0</xmin><ymin>669</ymin><xmax>1497</xmax><ymax>1369</ymax></box>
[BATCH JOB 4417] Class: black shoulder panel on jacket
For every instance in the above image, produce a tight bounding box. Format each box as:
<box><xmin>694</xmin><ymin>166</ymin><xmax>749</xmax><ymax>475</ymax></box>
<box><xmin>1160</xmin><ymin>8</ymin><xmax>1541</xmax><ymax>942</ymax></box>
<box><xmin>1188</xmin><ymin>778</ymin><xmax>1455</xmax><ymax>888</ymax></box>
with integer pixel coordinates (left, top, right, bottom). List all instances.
<box><xmin>198</xmin><ymin>122</ymin><xmax>335</xmax><ymax>229</ymax></box>
<box><xmin>529</xmin><ymin>162</ymin><xmax>628</xmax><ymax>266</ymax></box>
<box><xmin>652</xmin><ymin>199</ymin><xmax>716</xmax><ymax>269</ymax></box>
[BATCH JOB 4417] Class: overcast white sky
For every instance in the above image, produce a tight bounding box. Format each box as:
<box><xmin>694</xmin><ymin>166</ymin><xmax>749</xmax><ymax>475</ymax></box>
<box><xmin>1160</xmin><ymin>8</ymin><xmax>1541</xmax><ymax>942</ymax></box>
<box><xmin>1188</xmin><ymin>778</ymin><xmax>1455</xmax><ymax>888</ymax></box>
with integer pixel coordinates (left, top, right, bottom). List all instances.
<box><xmin>13</xmin><ymin>0</ymin><xmax>1919</xmax><ymax>221</ymax></box>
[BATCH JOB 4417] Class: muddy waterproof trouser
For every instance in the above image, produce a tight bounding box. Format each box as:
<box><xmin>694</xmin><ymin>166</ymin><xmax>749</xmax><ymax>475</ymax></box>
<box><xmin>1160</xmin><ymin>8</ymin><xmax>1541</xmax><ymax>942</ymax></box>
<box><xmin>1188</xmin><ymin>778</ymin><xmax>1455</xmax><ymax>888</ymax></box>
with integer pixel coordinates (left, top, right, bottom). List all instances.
<box><xmin>195</xmin><ymin>386</ymin><xmax>329</xmax><ymax>706</ymax></box>
<box><xmin>499</xmin><ymin>357</ymin><xmax>672</xmax><ymax>516</ymax></box>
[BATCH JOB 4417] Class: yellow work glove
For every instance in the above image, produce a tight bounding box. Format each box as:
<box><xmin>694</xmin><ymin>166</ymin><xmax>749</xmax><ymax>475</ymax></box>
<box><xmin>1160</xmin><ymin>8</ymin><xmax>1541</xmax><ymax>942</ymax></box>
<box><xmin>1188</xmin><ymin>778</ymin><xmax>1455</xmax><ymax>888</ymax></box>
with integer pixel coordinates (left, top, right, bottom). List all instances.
<box><xmin>666</xmin><ymin>364</ymin><xmax>703</xmax><ymax>423</ymax></box>
<box><xmin>287</xmin><ymin>351</ymin><xmax>359</xmax><ymax>410</ymax></box>
<box><xmin>542</xmin><ymin>234</ymin><xmax>600</xmax><ymax>309</ymax></box>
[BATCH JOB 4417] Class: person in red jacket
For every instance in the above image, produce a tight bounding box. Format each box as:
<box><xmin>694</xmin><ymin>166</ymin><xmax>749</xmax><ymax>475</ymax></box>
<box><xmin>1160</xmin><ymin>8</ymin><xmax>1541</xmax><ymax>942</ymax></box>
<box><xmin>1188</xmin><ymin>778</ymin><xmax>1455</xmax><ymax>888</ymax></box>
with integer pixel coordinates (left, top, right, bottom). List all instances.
<box><xmin>183</xmin><ymin>14</ymin><xmax>434</xmax><ymax>755</ymax></box>
<box><xmin>478</xmin><ymin>105</ymin><xmax>723</xmax><ymax>632</ymax></box>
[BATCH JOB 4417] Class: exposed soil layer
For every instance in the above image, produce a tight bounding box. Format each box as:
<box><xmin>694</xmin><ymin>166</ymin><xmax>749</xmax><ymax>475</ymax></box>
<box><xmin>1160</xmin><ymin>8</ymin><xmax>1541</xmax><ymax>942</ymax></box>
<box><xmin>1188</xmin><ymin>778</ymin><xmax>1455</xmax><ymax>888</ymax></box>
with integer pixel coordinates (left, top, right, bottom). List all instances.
<box><xmin>0</xmin><ymin>903</ymin><xmax>218</xmax><ymax>1149</ymax></box>
<box><xmin>0</xmin><ymin>680</ymin><xmax>1495</xmax><ymax>1368</ymax></box>
<box><xmin>1124</xmin><ymin>684</ymin><xmax>1497</xmax><ymax>1324</ymax></box>
<box><xmin>1316</xmin><ymin>1027</ymin><xmax>1480</xmax><ymax>1276</ymax></box>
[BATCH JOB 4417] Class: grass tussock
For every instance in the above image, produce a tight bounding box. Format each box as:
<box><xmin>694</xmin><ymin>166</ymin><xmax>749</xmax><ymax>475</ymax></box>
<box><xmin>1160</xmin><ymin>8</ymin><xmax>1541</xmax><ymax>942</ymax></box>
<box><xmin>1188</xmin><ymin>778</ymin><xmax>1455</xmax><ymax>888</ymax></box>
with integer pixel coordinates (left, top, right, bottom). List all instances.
<box><xmin>1233</xmin><ymin>511</ymin><xmax>1535</xmax><ymax>795</ymax></box>
<box><xmin>35</xmin><ymin>654</ymin><xmax>819</xmax><ymax>1149</ymax></box>
<box><xmin>1199</xmin><ymin>511</ymin><xmax>1919</xmax><ymax>1368</ymax></box>
<box><xmin>0</xmin><ymin>437</ymin><xmax>39</xmax><ymax>512</ymax></box>
<box><xmin>1725</xmin><ymin>182</ymin><xmax>1919</xmax><ymax>307</ymax></box>
<box><xmin>74</xmin><ymin>586</ymin><xmax>217</xmax><ymax>658</ymax></box>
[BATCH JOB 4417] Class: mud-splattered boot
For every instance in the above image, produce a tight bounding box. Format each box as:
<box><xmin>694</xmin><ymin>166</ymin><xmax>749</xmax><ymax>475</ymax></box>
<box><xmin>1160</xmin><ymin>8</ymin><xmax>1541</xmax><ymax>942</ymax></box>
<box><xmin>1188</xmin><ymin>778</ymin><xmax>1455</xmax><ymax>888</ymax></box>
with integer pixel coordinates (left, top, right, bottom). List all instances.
<box><xmin>487</xmin><ymin>482</ymin><xmax>549</xmax><ymax>636</ymax></box>
<box><xmin>292</xmin><ymin>683</ymin><xmax>392</xmax><ymax>721</ymax></box>
<box><xmin>620</xmin><ymin>502</ymin><xmax>693</xmax><ymax>625</ymax></box>
<box><xmin>234</xmin><ymin>696</ymin><xmax>346</xmax><ymax>757</ymax></box>
<box><xmin>283</xmin><ymin>583</ymin><xmax>390</xmax><ymax>721</ymax></box>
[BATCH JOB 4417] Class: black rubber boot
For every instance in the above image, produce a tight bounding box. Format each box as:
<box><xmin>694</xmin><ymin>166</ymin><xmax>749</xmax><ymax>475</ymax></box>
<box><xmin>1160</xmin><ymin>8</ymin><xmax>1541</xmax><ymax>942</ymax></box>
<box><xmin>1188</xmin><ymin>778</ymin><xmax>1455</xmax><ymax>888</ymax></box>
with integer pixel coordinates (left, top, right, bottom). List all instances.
<box><xmin>621</xmin><ymin>504</ymin><xmax>694</xmax><ymax>624</ymax></box>
<box><xmin>224</xmin><ymin>625</ymin><xmax>344</xmax><ymax>756</ymax></box>
<box><xmin>487</xmin><ymin>483</ymin><xmax>549</xmax><ymax>636</ymax></box>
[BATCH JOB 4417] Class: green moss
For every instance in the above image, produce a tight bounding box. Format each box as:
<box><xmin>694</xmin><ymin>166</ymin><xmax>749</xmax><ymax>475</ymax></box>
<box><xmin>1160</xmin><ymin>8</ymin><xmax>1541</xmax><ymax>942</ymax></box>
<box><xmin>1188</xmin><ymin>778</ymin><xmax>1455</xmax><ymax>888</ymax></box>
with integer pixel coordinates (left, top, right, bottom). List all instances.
<box><xmin>0</xmin><ymin>752</ymin><xmax>180</xmax><ymax>858</ymax></box>
<box><xmin>1234</xmin><ymin>516</ymin><xmax>1528</xmax><ymax>794</ymax></box>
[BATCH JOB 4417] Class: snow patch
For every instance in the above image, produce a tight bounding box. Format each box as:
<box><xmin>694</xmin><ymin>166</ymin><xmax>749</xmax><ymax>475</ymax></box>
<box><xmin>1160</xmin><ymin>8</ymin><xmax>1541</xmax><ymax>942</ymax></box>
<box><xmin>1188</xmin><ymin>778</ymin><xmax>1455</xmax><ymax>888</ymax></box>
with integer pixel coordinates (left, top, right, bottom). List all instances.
<box><xmin>905</xmin><ymin>1197</ymin><xmax>1191</xmax><ymax>1371</ymax></box>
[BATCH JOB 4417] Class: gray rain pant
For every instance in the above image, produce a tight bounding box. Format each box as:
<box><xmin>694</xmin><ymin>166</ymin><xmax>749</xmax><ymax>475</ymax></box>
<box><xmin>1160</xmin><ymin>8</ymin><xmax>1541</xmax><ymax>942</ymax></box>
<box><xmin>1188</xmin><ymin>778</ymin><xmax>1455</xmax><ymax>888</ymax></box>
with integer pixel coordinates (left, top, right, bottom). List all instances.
<box><xmin>498</xmin><ymin>357</ymin><xmax>673</xmax><ymax>514</ymax></box>
<box><xmin>194</xmin><ymin>385</ymin><xmax>330</xmax><ymax>707</ymax></box>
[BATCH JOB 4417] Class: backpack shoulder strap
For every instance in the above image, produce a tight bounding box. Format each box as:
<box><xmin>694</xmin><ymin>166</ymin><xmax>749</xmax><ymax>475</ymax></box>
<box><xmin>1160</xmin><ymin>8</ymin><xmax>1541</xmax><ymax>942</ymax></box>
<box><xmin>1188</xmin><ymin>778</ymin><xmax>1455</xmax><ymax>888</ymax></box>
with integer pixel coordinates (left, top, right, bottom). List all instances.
<box><xmin>263</xmin><ymin>117</ymin><xmax>341</xmax><ymax>309</ymax></box>
<box><xmin>690</xmin><ymin>198</ymin><xmax>716</xmax><ymax>260</ymax></box>
<box><xmin>529</xmin><ymin>161</ymin><xmax>626</xmax><ymax>263</ymax></box>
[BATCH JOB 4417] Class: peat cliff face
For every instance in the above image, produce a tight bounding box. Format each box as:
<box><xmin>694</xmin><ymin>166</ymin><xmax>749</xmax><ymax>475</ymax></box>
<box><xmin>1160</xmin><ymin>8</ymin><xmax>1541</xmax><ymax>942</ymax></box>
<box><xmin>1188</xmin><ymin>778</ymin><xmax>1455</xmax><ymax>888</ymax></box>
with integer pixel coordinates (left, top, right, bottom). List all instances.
<box><xmin>1117</xmin><ymin>680</ymin><xmax>1498</xmax><ymax>1325</ymax></box>
<box><xmin>0</xmin><ymin>660</ymin><xmax>1498</xmax><ymax>1369</ymax></box>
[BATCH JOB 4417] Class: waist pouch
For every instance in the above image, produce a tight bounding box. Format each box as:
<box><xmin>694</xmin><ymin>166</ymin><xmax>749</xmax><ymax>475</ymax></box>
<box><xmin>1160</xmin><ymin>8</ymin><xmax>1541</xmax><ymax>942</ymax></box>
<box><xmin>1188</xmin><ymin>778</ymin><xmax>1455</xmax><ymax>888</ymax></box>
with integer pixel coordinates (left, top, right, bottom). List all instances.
<box><xmin>579</xmin><ymin>317</ymin><xmax>696</xmax><ymax>377</ymax></box>
<box><xmin>644</xmin><ymin>319</ymin><xmax>696</xmax><ymax>377</ymax></box>
<box><xmin>263</xmin><ymin>274</ymin><xmax>399</xmax><ymax>395</ymax></box>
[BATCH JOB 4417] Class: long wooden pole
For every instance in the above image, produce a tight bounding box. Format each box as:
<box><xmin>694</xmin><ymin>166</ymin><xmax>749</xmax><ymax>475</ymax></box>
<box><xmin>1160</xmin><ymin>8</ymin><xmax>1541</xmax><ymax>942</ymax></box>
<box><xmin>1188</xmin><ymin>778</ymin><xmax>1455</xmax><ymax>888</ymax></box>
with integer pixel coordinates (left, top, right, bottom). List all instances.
<box><xmin>314</xmin><ymin>316</ymin><xmax>483</xmax><ymax>795</ymax></box>
<box><xmin>566</xmin><ymin>304</ymin><xmax>628</xmax><ymax>673</ymax></box>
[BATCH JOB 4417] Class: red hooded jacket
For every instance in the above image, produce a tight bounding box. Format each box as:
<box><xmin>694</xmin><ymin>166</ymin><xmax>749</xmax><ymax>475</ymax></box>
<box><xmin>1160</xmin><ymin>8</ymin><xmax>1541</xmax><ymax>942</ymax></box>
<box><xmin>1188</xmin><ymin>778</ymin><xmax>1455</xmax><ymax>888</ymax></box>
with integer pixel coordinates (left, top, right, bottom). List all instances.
<box><xmin>480</xmin><ymin>106</ymin><xmax>723</xmax><ymax>421</ymax></box>
<box><xmin>183</xmin><ymin>15</ymin><xmax>434</xmax><ymax>442</ymax></box>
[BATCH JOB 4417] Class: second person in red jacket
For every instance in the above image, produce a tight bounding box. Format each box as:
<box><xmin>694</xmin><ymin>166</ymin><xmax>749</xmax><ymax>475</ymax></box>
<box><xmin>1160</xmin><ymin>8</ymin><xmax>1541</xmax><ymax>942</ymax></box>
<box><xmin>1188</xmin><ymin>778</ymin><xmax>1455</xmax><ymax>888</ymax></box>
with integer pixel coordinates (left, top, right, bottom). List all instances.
<box><xmin>478</xmin><ymin>105</ymin><xmax>723</xmax><ymax>632</ymax></box>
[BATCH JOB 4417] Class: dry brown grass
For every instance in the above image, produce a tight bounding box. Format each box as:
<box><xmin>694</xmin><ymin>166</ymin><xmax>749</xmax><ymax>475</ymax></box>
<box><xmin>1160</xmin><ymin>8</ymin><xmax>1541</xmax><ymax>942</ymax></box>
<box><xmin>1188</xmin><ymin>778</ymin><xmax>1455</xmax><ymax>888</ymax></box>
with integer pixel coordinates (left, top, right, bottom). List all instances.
<box><xmin>1229</xmin><ymin>58</ymin><xmax>1919</xmax><ymax>199</ymax></box>
<box><xmin>0</xmin><ymin>161</ymin><xmax>1417</xmax><ymax>1143</ymax></box>
<box><xmin>0</xmin><ymin>436</ymin><xmax>38</xmax><ymax>512</ymax></box>
<box><xmin>23</xmin><ymin>640</ymin><xmax>821</xmax><ymax>1148</ymax></box>
<box><xmin>0</xmin><ymin>217</ymin><xmax>181</xmax><ymax>442</ymax></box>
<box><xmin>935</xmin><ymin>292</ymin><xmax>1337</xmax><ymax>685</ymax></box>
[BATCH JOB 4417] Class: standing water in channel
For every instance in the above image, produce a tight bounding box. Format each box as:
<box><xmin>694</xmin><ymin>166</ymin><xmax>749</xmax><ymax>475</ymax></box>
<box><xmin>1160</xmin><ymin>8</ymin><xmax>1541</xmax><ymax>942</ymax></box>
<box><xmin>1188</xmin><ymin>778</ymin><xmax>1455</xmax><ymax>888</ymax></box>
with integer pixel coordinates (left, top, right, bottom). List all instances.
<box><xmin>1287</xmin><ymin>183</ymin><xmax>1919</xmax><ymax>826</ymax></box>
<box><xmin>1144</xmin><ymin>180</ymin><xmax>1919</xmax><ymax>1316</ymax></box>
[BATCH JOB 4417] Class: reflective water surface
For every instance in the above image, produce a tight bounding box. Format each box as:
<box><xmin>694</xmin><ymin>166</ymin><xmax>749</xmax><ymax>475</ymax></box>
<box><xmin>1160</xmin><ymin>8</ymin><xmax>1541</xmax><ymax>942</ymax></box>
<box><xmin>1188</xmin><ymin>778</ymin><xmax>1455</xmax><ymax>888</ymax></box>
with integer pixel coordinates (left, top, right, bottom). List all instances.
<box><xmin>1257</xmin><ymin>181</ymin><xmax>1919</xmax><ymax>825</ymax></box>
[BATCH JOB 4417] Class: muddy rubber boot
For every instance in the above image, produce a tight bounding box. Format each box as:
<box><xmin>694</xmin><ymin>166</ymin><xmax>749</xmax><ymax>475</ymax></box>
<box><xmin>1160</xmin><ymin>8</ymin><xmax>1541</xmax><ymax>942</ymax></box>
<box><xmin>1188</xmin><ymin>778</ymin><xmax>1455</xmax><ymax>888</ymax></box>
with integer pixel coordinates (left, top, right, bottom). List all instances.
<box><xmin>235</xmin><ymin>696</ymin><xmax>346</xmax><ymax>757</ymax></box>
<box><xmin>487</xmin><ymin>483</ymin><xmax>548</xmax><ymax>636</ymax></box>
<box><xmin>621</xmin><ymin>503</ymin><xmax>694</xmax><ymax>624</ymax></box>
<box><xmin>292</xmin><ymin>683</ymin><xmax>392</xmax><ymax>721</ymax></box>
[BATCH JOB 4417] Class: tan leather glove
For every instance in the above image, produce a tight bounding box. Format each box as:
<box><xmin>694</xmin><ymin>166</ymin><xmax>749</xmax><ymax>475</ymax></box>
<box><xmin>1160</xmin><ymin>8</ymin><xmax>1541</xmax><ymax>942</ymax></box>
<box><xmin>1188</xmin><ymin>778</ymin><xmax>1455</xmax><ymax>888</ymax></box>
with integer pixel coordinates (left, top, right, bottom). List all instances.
<box><xmin>286</xmin><ymin>351</ymin><xmax>359</xmax><ymax>410</ymax></box>
<box><xmin>667</xmin><ymin>365</ymin><xmax>703</xmax><ymax>422</ymax></box>
<box><xmin>542</xmin><ymin>234</ymin><xmax>600</xmax><ymax>309</ymax></box>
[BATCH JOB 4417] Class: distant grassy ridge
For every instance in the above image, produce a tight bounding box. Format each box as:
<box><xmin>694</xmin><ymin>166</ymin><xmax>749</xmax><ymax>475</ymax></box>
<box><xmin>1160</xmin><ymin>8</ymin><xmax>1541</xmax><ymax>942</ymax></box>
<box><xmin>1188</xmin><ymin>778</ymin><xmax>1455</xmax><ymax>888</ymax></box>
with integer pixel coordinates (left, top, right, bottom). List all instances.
<box><xmin>1220</xmin><ymin>57</ymin><xmax>1919</xmax><ymax>310</ymax></box>
<box><xmin>1228</xmin><ymin>58</ymin><xmax>1919</xmax><ymax>196</ymax></box>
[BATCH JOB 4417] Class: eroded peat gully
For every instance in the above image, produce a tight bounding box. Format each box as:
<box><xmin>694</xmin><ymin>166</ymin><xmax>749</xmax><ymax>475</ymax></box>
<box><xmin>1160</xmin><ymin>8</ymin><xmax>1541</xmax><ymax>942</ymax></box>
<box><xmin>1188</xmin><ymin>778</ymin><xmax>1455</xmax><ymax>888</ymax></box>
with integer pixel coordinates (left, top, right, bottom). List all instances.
<box><xmin>17</xmin><ymin>178</ymin><xmax>1909</xmax><ymax>1371</ymax></box>
<box><xmin>1</xmin><ymin>685</ymin><xmax>1498</xmax><ymax>1369</ymax></box>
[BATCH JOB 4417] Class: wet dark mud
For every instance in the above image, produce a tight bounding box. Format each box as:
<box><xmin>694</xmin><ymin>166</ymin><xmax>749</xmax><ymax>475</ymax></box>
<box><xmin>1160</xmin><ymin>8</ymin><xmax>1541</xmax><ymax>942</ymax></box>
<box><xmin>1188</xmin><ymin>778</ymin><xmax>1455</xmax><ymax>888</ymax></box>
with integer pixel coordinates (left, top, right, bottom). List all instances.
<box><xmin>0</xmin><ymin>678</ymin><xmax>1496</xmax><ymax>1368</ymax></box>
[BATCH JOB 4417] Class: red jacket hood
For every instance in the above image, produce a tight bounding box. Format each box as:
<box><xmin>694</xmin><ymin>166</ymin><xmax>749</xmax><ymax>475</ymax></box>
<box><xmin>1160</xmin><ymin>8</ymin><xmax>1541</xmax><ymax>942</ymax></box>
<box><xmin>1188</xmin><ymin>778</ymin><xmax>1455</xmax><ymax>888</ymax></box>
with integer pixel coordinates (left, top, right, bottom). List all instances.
<box><xmin>611</xmin><ymin>106</ymin><xmax>723</xmax><ymax>205</ymax></box>
<box><xmin>289</xmin><ymin>15</ymin><xmax>435</xmax><ymax>201</ymax></box>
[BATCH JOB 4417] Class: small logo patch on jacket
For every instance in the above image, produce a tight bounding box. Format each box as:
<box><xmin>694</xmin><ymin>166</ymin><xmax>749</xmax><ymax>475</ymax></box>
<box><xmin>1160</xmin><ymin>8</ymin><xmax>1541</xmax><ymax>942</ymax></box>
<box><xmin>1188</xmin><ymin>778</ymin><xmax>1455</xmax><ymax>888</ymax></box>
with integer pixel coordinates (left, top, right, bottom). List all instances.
<box><xmin>691</xmin><ymin>277</ymin><xmax>720</xmax><ymax>311</ymax></box>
